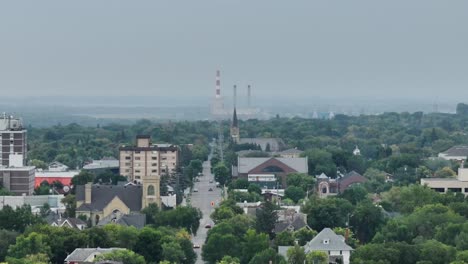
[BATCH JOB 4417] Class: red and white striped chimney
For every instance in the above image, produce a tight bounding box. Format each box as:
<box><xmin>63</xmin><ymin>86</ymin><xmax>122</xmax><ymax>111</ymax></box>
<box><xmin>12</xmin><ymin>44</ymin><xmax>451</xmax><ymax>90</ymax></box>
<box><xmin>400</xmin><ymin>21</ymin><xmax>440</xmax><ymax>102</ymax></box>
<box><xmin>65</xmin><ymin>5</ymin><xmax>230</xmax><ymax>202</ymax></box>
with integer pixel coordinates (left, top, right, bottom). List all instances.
<box><xmin>215</xmin><ymin>70</ymin><xmax>221</xmax><ymax>98</ymax></box>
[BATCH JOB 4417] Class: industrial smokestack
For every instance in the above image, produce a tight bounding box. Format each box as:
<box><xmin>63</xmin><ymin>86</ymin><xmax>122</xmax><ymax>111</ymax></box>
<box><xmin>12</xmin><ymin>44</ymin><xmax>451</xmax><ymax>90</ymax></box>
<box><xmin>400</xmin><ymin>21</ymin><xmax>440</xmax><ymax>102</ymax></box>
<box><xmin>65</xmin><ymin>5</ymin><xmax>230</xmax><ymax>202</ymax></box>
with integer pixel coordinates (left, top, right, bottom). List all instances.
<box><xmin>247</xmin><ymin>85</ymin><xmax>251</xmax><ymax>108</ymax></box>
<box><xmin>233</xmin><ymin>85</ymin><xmax>237</xmax><ymax>109</ymax></box>
<box><xmin>215</xmin><ymin>70</ymin><xmax>221</xmax><ymax>98</ymax></box>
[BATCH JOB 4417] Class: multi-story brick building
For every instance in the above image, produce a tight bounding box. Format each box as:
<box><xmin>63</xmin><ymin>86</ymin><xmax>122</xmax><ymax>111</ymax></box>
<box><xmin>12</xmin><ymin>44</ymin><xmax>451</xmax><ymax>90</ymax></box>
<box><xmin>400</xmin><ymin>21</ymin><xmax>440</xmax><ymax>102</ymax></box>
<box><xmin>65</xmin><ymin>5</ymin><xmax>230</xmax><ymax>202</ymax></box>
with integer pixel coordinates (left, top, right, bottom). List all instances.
<box><xmin>0</xmin><ymin>115</ymin><xmax>27</xmax><ymax>167</ymax></box>
<box><xmin>119</xmin><ymin>135</ymin><xmax>179</xmax><ymax>207</ymax></box>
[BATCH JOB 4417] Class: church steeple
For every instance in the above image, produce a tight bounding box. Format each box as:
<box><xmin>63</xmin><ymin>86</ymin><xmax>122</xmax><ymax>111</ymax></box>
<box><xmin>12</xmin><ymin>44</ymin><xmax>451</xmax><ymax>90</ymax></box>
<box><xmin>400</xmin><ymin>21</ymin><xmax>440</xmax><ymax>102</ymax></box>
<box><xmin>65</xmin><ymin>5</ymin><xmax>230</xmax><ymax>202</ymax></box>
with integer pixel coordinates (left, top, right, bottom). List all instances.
<box><xmin>231</xmin><ymin>108</ymin><xmax>240</xmax><ymax>143</ymax></box>
<box><xmin>232</xmin><ymin>108</ymin><xmax>238</xmax><ymax>128</ymax></box>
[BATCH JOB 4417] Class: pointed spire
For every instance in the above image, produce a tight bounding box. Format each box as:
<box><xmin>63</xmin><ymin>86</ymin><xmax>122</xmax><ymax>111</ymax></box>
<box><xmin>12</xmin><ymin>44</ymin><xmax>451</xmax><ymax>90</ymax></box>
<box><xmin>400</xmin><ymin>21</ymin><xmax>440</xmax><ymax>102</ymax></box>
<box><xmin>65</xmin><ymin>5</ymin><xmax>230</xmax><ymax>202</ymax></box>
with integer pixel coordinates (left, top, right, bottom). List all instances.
<box><xmin>232</xmin><ymin>108</ymin><xmax>238</xmax><ymax>128</ymax></box>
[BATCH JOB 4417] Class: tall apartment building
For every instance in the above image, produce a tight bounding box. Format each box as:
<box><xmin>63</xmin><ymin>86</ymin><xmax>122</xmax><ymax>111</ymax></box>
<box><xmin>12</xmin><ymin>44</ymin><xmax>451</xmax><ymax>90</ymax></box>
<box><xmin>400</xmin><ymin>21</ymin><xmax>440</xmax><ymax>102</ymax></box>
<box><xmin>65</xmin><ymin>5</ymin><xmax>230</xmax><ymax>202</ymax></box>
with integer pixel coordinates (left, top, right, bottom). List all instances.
<box><xmin>119</xmin><ymin>135</ymin><xmax>179</xmax><ymax>207</ymax></box>
<box><xmin>0</xmin><ymin>165</ymin><xmax>35</xmax><ymax>195</ymax></box>
<box><xmin>0</xmin><ymin>115</ymin><xmax>27</xmax><ymax>167</ymax></box>
<box><xmin>0</xmin><ymin>114</ymin><xmax>34</xmax><ymax>195</ymax></box>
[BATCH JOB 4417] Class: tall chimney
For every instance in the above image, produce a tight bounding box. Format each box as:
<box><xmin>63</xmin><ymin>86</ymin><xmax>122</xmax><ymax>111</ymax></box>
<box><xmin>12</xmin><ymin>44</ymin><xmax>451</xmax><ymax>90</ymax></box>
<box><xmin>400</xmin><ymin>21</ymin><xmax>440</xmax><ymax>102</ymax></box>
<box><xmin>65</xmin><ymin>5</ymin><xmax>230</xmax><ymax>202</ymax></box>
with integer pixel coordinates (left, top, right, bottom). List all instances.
<box><xmin>85</xmin><ymin>182</ymin><xmax>92</xmax><ymax>204</ymax></box>
<box><xmin>233</xmin><ymin>85</ymin><xmax>237</xmax><ymax>109</ymax></box>
<box><xmin>247</xmin><ymin>85</ymin><xmax>251</xmax><ymax>108</ymax></box>
<box><xmin>215</xmin><ymin>70</ymin><xmax>221</xmax><ymax>98</ymax></box>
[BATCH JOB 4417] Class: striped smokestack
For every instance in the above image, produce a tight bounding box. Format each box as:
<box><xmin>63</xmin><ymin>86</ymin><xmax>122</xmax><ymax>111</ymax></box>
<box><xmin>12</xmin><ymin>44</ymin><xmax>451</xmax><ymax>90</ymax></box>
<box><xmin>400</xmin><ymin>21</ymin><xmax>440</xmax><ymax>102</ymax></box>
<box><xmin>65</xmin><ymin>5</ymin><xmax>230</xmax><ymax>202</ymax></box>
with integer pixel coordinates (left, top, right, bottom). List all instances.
<box><xmin>215</xmin><ymin>70</ymin><xmax>221</xmax><ymax>98</ymax></box>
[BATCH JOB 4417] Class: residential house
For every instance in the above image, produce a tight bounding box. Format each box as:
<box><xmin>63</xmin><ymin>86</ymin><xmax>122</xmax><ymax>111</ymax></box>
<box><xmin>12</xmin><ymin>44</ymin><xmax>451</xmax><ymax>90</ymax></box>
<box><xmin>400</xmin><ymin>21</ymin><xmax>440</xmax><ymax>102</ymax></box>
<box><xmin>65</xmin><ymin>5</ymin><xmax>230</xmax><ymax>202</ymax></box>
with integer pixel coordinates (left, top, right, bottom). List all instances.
<box><xmin>50</xmin><ymin>217</ymin><xmax>87</xmax><ymax>230</ymax></box>
<box><xmin>316</xmin><ymin>171</ymin><xmax>367</xmax><ymax>198</ymax></box>
<box><xmin>274</xmin><ymin>209</ymin><xmax>309</xmax><ymax>234</ymax></box>
<box><xmin>97</xmin><ymin>212</ymin><xmax>146</xmax><ymax>229</ymax></box>
<box><xmin>279</xmin><ymin>228</ymin><xmax>353</xmax><ymax>264</ymax></box>
<box><xmin>64</xmin><ymin>248</ymin><xmax>124</xmax><ymax>264</ymax></box>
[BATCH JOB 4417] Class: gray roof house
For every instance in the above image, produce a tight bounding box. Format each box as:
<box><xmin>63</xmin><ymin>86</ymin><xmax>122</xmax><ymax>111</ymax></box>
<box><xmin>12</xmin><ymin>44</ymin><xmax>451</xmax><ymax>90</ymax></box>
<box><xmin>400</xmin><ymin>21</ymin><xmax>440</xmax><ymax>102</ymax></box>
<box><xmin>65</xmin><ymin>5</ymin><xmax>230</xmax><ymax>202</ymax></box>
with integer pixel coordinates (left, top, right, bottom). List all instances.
<box><xmin>274</xmin><ymin>210</ymin><xmax>309</xmax><ymax>234</ymax></box>
<box><xmin>97</xmin><ymin>212</ymin><xmax>146</xmax><ymax>229</ymax></box>
<box><xmin>438</xmin><ymin>146</ymin><xmax>468</xmax><ymax>161</ymax></box>
<box><xmin>64</xmin><ymin>248</ymin><xmax>124</xmax><ymax>264</ymax></box>
<box><xmin>279</xmin><ymin>228</ymin><xmax>353</xmax><ymax>264</ymax></box>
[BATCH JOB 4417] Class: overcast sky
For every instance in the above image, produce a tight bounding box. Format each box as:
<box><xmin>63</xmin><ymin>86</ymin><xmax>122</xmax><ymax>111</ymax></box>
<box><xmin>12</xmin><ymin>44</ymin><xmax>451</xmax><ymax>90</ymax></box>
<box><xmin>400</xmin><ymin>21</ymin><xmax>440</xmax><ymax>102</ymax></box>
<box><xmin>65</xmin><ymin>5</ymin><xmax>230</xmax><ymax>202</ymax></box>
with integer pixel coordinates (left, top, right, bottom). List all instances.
<box><xmin>0</xmin><ymin>1</ymin><xmax>467</xmax><ymax>101</ymax></box>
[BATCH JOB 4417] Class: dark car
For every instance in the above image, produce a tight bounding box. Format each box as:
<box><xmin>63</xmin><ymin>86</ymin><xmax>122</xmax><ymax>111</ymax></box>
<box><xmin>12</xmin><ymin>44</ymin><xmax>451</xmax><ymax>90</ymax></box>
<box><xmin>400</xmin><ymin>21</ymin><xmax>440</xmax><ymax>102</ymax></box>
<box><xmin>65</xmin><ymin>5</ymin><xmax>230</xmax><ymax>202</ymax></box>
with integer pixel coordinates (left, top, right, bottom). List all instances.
<box><xmin>205</xmin><ymin>224</ymin><xmax>212</xmax><ymax>228</ymax></box>
<box><xmin>208</xmin><ymin>188</ymin><xmax>213</xmax><ymax>191</ymax></box>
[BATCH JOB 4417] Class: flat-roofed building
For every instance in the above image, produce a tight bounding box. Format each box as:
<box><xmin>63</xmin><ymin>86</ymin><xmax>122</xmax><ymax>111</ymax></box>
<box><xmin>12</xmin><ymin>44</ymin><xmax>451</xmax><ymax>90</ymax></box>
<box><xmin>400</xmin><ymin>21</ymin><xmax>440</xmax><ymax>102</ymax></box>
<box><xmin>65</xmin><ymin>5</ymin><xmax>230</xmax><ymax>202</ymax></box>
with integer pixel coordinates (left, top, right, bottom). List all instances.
<box><xmin>119</xmin><ymin>135</ymin><xmax>179</xmax><ymax>208</ymax></box>
<box><xmin>0</xmin><ymin>166</ymin><xmax>35</xmax><ymax>195</ymax></box>
<box><xmin>421</xmin><ymin>166</ymin><xmax>468</xmax><ymax>195</ymax></box>
<box><xmin>0</xmin><ymin>115</ymin><xmax>27</xmax><ymax>167</ymax></box>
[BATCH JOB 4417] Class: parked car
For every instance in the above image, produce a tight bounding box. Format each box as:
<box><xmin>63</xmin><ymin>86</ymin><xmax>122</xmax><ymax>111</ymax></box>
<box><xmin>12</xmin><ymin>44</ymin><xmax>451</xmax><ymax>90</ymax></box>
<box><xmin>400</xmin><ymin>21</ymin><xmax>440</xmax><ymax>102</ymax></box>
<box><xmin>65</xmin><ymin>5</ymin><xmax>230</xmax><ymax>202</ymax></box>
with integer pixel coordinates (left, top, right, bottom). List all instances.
<box><xmin>205</xmin><ymin>224</ymin><xmax>212</xmax><ymax>228</ymax></box>
<box><xmin>208</xmin><ymin>188</ymin><xmax>213</xmax><ymax>191</ymax></box>
<box><xmin>193</xmin><ymin>244</ymin><xmax>201</xmax><ymax>249</ymax></box>
<box><xmin>193</xmin><ymin>188</ymin><xmax>199</xmax><ymax>192</ymax></box>
<box><xmin>209</xmin><ymin>180</ymin><xmax>213</xmax><ymax>183</ymax></box>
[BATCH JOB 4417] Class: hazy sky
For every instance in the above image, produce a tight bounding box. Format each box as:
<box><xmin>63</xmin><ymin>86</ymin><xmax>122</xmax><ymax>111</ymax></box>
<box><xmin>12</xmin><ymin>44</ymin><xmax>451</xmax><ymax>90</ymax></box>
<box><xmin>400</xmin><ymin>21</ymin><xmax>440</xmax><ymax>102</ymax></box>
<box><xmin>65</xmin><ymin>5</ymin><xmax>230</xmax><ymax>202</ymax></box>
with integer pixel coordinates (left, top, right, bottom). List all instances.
<box><xmin>1</xmin><ymin>1</ymin><xmax>467</xmax><ymax>101</ymax></box>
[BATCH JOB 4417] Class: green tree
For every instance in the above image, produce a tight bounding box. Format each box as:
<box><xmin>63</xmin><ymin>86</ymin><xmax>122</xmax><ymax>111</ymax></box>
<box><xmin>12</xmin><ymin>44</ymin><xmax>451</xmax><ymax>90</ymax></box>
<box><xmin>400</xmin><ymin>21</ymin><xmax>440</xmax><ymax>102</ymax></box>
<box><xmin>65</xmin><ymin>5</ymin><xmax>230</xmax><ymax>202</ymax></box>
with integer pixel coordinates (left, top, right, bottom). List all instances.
<box><xmin>134</xmin><ymin>227</ymin><xmax>163</xmax><ymax>264</ymax></box>
<box><xmin>6</xmin><ymin>253</ymin><xmax>50</xmax><ymax>264</ymax></box>
<box><xmin>275</xmin><ymin>231</ymin><xmax>295</xmax><ymax>247</ymax></box>
<box><xmin>95</xmin><ymin>249</ymin><xmax>146</xmax><ymax>264</ymax></box>
<box><xmin>249</xmin><ymin>248</ymin><xmax>286</xmax><ymax>264</ymax></box>
<box><xmin>286</xmin><ymin>245</ymin><xmax>306</xmax><ymax>264</ymax></box>
<box><xmin>218</xmin><ymin>256</ymin><xmax>241</xmax><ymax>264</ymax></box>
<box><xmin>162</xmin><ymin>241</ymin><xmax>186</xmax><ymax>264</ymax></box>
<box><xmin>241</xmin><ymin>229</ymin><xmax>269</xmax><ymax>264</ymax></box>
<box><xmin>213</xmin><ymin>162</ymin><xmax>230</xmax><ymax>186</ymax></box>
<box><xmin>255</xmin><ymin>201</ymin><xmax>278</xmax><ymax>237</ymax></box>
<box><xmin>62</xmin><ymin>194</ymin><xmax>76</xmax><ymax>218</ymax></box>
<box><xmin>71</xmin><ymin>170</ymin><xmax>95</xmax><ymax>186</ymax></box>
<box><xmin>350</xmin><ymin>201</ymin><xmax>385</xmax><ymax>243</ymax></box>
<box><xmin>294</xmin><ymin>228</ymin><xmax>317</xmax><ymax>246</ymax></box>
<box><xmin>340</xmin><ymin>185</ymin><xmax>368</xmax><ymax>205</ymax></box>
<box><xmin>0</xmin><ymin>229</ymin><xmax>18</xmax><ymax>261</ymax></box>
<box><xmin>302</xmin><ymin>197</ymin><xmax>353</xmax><ymax>231</ymax></box>
<box><xmin>7</xmin><ymin>232</ymin><xmax>51</xmax><ymax>259</ymax></box>
<box><xmin>285</xmin><ymin>186</ymin><xmax>306</xmax><ymax>203</ymax></box>
<box><xmin>418</xmin><ymin>240</ymin><xmax>456</xmax><ymax>264</ymax></box>
<box><xmin>29</xmin><ymin>159</ymin><xmax>47</xmax><ymax>169</ymax></box>
<box><xmin>306</xmin><ymin>251</ymin><xmax>328</xmax><ymax>264</ymax></box>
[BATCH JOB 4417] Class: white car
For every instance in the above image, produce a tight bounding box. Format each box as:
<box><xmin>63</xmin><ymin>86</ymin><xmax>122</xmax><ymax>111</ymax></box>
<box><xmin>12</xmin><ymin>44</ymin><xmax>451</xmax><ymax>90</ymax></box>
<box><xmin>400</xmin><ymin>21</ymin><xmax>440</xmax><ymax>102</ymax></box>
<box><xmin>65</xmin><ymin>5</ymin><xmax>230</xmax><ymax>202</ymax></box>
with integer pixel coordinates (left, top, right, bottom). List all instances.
<box><xmin>193</xmin><ymin>188</ymin><xmax>199</xmax><ymax>192</ymax></box>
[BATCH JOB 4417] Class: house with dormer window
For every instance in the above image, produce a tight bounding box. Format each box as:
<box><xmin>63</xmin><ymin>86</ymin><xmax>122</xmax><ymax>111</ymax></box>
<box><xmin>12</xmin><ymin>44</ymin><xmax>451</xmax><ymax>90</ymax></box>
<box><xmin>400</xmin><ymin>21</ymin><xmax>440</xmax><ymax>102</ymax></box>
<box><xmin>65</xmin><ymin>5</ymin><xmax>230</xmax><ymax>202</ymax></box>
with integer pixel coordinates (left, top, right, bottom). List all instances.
<box><xmin>279</xmin><ymin>228</ymin><xmax>353</xmax><ymax>264</ymax></box>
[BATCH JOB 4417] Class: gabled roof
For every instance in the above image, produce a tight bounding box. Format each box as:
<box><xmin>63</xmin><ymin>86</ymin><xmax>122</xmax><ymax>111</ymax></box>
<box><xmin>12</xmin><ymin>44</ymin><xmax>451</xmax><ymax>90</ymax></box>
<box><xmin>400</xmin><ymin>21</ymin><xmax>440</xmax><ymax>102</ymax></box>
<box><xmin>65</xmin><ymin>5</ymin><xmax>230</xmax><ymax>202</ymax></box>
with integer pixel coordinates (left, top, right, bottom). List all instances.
<box><xmin>54</xmin><ymin>217</ymin><xmax>86</xmax><ymax>229</ymax></box>
<box><xmin>343</xmin><ymin>170</ymin><xmax>362</xmax><ymax>179</ymax></box>
<box><xmin>237</xmin><ymin>157</ymin><xmax>308</xmax><ymax>174</ymax></box>
<box><xmin>65</xmin><ymin>248</ymin><xmax>124</xmax><ymax>262</ymax></box>
<box><xmin>76</xmin><ymin>185</ymin><xmax>142</xmax><ymax>212</ymax></box>
<box><xmin>317</xmin><ymin>173</ymin><xmax>329</xmax><ymax>179</ymax></box>
<box><xmin>304</xmin><ymin>228</ymin><xmax>353</xmax><ymax>252</ymax></box>
<box><xmin>440</xmin><ymin>146</ymin><xmax>468</xmax><ymax>157</ymax></box>
<box><xmin>97</xmin><ymin>213</ymin><xmax>146</xmax><ymax>229</ymax></box>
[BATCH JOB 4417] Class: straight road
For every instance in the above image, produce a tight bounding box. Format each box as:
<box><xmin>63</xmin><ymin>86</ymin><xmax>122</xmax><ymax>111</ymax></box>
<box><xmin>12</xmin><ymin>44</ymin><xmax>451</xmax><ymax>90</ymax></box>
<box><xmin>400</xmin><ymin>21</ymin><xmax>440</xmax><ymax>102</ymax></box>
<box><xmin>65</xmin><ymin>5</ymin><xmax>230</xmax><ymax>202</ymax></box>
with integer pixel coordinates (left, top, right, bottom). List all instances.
<box><xmin>191</xmin><ymin>160</ymin><xmax>222</xmax><ymax>264</ymax></box>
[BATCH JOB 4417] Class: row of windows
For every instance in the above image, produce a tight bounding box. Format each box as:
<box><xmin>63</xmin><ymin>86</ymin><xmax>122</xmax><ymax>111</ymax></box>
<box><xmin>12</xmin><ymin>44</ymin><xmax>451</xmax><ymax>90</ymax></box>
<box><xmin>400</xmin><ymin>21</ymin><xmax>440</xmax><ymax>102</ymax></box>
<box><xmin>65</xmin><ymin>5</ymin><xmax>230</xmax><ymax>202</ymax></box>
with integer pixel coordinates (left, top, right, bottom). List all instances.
<box><xmin>431</xmin><ymin>187</ymin><xmax>468</xmax><ymax>193</ymax></box>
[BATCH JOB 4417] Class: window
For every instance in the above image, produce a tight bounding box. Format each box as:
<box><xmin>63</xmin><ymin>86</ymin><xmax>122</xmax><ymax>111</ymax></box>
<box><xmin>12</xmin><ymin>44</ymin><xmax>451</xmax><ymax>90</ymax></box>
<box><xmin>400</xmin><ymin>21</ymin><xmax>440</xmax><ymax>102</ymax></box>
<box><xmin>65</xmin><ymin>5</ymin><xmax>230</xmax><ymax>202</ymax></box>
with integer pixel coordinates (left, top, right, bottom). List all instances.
<box><xmin>262</xmin><ymin>166</ymin><xmax>284</xmax><ymax>173</ymax></box>
<box><xmin>152</xmin><ymin>157</ymin><xmax>157</xmax><ymax>160</ymax></box>
<box><xmin>135</xmin><ymin>170</ymin><xmax>141</xmax><ymax>173</ymax></box>
<box><xmin>152</xmin><ymin>163</ymin><xmax>157</xmax><ymax>166</ymax></box>
<box><xmin>135</xmin><ymin>151</ymin><xmax>141</xmax><ymax>154</ymax></box>
<box><xmin>323</xmin><ymin>239</ymin><xmax>329</xmax><ymax>244</ymax></box>
<box><xmin>465</xmin><ymin>188</ymin><xmax>468</xmax><ymax>193</ymax></box>
<box><xmin>152</xmin><ymin>170</ymin><xmax>157</xmax><ymax>173</ymax></box>
<box><xmin>322</xmin><ymin>187</ymin><xmax>327</xmax><ymax>194</ymax></box>
<box><xmin>148</xmin><ymin>185</ymin><xmax>155</xmax><ymax>196</ymax></box>
<box><xmin>135</xmin><ymin>157</ymin><xmax>141</xmax><ymax>160</ymax></box>
<box><xmin>125</xmin><ymin>156</ymin><xmax>131</xmax><ymax>160</ymax></box>
<box><xmin>448</xmin><ymin>188</ymin><xmax>462</xmax><ymax>193</ymax></box>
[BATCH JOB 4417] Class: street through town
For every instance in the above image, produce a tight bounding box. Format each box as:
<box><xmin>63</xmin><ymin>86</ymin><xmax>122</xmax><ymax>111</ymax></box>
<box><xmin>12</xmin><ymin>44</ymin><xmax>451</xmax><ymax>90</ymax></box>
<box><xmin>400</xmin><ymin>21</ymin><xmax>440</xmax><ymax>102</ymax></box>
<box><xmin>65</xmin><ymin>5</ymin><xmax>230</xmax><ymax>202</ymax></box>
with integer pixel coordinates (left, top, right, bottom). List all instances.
<box><xmin>190</xmin><ymin>159</ymin><xmax>222</xmax><ymax>264</ymax></box>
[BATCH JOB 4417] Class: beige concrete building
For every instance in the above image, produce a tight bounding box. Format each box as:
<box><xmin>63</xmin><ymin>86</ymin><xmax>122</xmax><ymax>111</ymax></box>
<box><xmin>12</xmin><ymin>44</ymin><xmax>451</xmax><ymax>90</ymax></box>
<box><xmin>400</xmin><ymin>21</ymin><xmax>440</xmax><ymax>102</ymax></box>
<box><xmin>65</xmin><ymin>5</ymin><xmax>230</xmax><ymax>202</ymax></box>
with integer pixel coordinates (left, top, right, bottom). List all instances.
<box><xmin>421</xmin><ymin>167</ymin><xmax>468</xmax><ymax>195</ymax></box>
<box><xmin>0</xmin><ymin>165</ymin><xmax>35</xmax><ymax>195</ymax></box>
<box><xmin>119</xmin><ymin>135</ymin><xmax>179</xmax><ymax>208</ymax></box>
